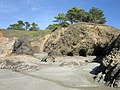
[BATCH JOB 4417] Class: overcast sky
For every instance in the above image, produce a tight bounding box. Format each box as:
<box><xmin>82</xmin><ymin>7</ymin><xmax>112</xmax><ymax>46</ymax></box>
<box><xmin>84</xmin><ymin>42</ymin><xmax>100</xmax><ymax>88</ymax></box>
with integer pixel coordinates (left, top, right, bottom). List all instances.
<box><xmin>0</xmin><ymin>0</ymin><xmax>120</xmax><ymax>29</ymax></box>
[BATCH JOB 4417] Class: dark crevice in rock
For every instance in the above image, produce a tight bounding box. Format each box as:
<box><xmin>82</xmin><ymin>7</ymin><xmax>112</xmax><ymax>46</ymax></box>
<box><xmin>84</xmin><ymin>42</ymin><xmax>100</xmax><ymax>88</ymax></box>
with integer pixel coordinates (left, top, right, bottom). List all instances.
<box><xmin>79</xmin><ymin>49</ymin><xmax>86</xmax><ymax>56</ymax></box>
<box><xmin>102</xmin><ymin>34</ymin><xmax>120</xmax><ymax>56</ymax></box>
<box><xmin>67</xmin><ymin>52</ymin><xmax>74</xmax><ymax>56</ymax></box>
<box><xmin>92</xmin><ymin>44</ymin><xmax>108</xmax><ymax>56</ymax></box>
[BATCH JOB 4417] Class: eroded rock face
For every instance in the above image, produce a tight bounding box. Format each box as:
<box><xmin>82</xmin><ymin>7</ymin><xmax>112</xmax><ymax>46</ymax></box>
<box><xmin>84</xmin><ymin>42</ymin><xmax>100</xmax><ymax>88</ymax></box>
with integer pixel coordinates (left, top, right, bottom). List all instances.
<box><xmin>31</xmin><ymin>27</ymin><xmax>67</xmax><ymax>53</ymax></box>
<box><xmin>0</xmin><ymin>30</ymin><xmax>3</xmax><ymax>37</ymax></box>
<box><xmin>0</xmin><ymin>31</ymin><xmax>16</xmax><ymax>56</ymax></box>
<box><xmin>44</xmin><ymin>22</ymin><xmax>120</xmax><ymax>56</ymax></box>
<box><xmin>12</xmin><ymin>36</ymin><xmax>34</xmax><ymax>55</ymax></box>
<box><xmin>93</xmin><ymin>34</ymin><xmax>120</xmax><ymax>88</ymax></box>
<box><xmin>102</xmin><ymin>34</ymin><xmax>120</xmax><ymax>64</ymax></box>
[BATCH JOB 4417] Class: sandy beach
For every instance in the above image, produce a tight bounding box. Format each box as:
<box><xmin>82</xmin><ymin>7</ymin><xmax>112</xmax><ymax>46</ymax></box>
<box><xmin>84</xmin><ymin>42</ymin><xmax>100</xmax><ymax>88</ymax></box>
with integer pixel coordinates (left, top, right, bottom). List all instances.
<box><xmin>0</xmin><ymin>56</ymin><xmax>119</xmax><ymax>90</ymax></box>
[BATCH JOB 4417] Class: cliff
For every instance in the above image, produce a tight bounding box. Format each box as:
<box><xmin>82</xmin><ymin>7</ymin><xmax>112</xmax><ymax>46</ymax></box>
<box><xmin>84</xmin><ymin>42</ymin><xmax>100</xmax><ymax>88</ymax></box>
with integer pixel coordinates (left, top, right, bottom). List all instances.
<box><xmin>43</xmin><ymin>22</ymin><xmax>120</xmax><ymax>56</ymax></box>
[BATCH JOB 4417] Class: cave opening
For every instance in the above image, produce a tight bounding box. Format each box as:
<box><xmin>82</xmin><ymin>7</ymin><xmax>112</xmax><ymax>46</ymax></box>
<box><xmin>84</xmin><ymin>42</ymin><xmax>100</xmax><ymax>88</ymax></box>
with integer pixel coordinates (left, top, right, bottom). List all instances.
<box><xmin>79</xmin><ymin>49</ymin><xmax>86</xmax><ymax>57</ymax></box>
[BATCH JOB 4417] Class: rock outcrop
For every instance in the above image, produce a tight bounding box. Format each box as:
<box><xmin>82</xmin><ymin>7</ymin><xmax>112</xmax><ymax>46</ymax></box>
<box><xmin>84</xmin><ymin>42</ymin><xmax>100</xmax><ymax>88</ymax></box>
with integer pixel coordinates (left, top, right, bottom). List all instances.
<box><xmin>12</xmin><ymin>36</ymin><xmax>34</xmax><ymax>55</ymax></box>
<box><xmin>0</xmin><ymin>33</ymin><xmax>37</xmax><ymax>72</ymax></box>
<box><xmin>102</xmin><ymin>34</ymin><xmax>120</xmax><ymax>63</ymax></box>
<box><xmin>31</xmin><ymin>27</ymin><xmax>67</xmax><ymax>52</ymax></box>
<box><xmin>93</xmin><ymin>34</ymin><xmax>120</xmax><ymax>88</ymax></box>
<box><xmin>43</xmin><ymin>22</ymin><xmax>120</xmax><ymax>56</ymax></box>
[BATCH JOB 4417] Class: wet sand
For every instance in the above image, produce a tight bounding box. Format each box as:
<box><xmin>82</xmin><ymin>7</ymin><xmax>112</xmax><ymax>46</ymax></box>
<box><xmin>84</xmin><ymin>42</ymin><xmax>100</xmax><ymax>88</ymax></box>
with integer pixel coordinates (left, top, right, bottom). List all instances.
<box><xmin>0</xmin><ymin>57</ymin><xmax>119</xmax><ymax>90</ymax></box>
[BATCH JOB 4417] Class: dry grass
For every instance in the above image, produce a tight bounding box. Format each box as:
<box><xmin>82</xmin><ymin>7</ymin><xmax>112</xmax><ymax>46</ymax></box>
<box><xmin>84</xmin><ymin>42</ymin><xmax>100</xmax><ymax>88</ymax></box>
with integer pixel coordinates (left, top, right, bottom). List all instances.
<box><xmin>0</xmin><ymin>29</ymin><xmax>51</xmax><ymax>41</ymax></box>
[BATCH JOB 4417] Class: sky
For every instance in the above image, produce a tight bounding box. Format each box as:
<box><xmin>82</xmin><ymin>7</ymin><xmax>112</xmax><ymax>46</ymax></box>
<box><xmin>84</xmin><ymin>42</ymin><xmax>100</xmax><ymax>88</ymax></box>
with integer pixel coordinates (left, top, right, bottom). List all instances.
<box><xmin>0</xmin><ymin>0</ymin><xmax>120</xmax><ymax>29</ymax></box>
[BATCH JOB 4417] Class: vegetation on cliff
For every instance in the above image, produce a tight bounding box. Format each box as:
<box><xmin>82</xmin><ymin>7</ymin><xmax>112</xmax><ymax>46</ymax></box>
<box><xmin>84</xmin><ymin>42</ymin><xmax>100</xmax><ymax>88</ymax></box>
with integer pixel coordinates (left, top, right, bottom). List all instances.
<box><xmin>7</xmin><ymin>20</ymin><xmax>40</xmax><ymax>31</ymax></box>
<box><xmin>47</xmin><ymin>7</ymin><xmax>106</xmax><ymax>30</ymax></box>
<box><xmin>0</xmin><ymin>29</ymin><xmax>51</xmax><ymax>41</ymax></box>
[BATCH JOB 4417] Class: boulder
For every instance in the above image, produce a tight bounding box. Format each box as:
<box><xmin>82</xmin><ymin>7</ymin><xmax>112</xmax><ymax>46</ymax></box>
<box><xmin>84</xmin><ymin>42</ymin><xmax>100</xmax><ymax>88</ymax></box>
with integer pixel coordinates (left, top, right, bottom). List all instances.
<box><xmin>12</xmin><ymin>36</ymin><xmax>34</xmax><ymax>55</ymax></box>
<box><xmin>43</xmin><ymin>22</ymin><xmax>120</xmax><ymax>56</ymax></box>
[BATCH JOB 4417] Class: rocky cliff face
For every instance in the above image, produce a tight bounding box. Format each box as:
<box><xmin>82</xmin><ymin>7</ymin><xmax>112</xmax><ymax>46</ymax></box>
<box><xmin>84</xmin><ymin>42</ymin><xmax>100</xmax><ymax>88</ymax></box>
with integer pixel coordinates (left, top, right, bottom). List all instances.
<box><xmin>93</xmin><ymin>34</ymin><xmax>120</xmax><ymax>88</ymax></box>
<box><xmin>43</xmin><ymin>22</ymin><xmax>120</xmax><ymax>56</ymax></box>
<box><xmin>31</xmin><ymin>27</ymin><xmax>67</xmax><ymax>53</ymax></box>
<box><xmin>102</xmin><ymin>34</ymin><xmax>120</xmax><ymax>63</ymax></box>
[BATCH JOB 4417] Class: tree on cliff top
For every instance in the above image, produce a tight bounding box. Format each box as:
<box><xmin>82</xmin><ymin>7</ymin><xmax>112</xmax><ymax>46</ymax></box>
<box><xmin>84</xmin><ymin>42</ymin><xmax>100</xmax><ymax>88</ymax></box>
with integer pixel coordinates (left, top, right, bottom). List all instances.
<box><xmin>25</xmin><ymin>22</ymin><xmax>30</xmax><ymax>30</ymax></box>
<box><xmin>46</xmin><ymin>24</ymin><xmax>59</xmax><ymax>31</ymax></box>
<box><xmin>8</xmin><ymin>21</ymin><xmax>40</xmax><ymax>31</ymax></box>
<box><xmin>29</xmin><ymin>22</ymin><xmax>40</xmax><ymax>31</ymax></box>
<box><xmin>89</xmin><ymin>7</ymin><xmax>106</xmax><ymax>24</ymax></box>
<box><xmin>8</xmin><ymin>23</ymin><xmax>23</xmax><ymax>30</ymax></box>
<box><xmin>66</xmin><ymin>7</ymin><xmax>106</xmax><ymax>24</ymax></box>
<box><xmin>18</xmin><ymin>20</ymin><xmax>25</xmax><ymax>29</ymax></box>
<box><xmin>53</xmin><ymin>13</ymin><xmax>67</xmax><ymax>24</ymax></box>
<box><xmin>66</xmin><ymin>7</ymin><xmax>80</xmax><ymax>24</ymax></box>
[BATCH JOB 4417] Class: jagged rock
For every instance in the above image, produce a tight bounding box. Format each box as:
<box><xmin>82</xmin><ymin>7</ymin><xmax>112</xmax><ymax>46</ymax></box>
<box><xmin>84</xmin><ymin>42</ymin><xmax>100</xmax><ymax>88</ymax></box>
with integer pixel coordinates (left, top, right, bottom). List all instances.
<box><xmin>43</xmin><ymin>22</ymin><xmax>120</xmax><ymax>56</ymax></box>
<box><xmin>31</xmin><ymin>27</ymin><xmax>65</xmax><ymax>52</ymax></box>
<box><xmin>102</xmin><ymin>34</ymin><xmax>120</xmax><ymax>64</ymax></box>
<box><xmin>93</xmin><ymin>34</ymin><xmax>120</xmax><ymax>88</ymax></box>
<box><xmin>12</xmin><ymin>36</ymin><xmax>34</xmax><ymax>55</ymax></box>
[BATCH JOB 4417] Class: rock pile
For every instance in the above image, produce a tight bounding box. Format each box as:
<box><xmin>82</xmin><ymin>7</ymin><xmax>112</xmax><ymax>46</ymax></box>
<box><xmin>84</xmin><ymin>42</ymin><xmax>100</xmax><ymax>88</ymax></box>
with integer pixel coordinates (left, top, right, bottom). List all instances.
<box><xmin>0</xmin><ymin>55</ymin><xmax>39</xmax><ymax>72</ymax></box>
